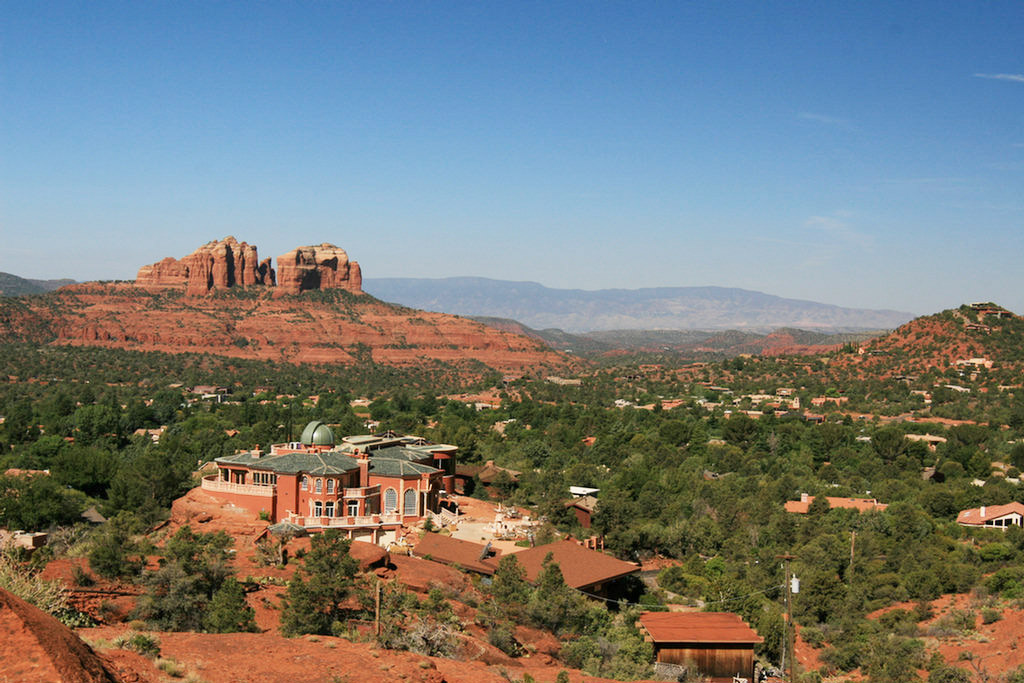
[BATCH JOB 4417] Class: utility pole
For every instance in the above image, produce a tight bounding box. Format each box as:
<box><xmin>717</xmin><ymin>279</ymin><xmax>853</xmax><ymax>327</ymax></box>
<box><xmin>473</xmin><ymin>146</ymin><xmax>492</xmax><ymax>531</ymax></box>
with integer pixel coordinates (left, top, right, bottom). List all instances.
<box><xmin>849</xmin><ymin>530</ymin><xmax>856</xmax><ymax>582</ymax></box>
<box><xmin>777</xmin><ymin>554</ymin><xmax>797</xmax><ymax>683</ymax></box>
<box><xmin>374</xmin><ymin>580</ymin><xmax>382</xmax><ymax>638</ymax></box>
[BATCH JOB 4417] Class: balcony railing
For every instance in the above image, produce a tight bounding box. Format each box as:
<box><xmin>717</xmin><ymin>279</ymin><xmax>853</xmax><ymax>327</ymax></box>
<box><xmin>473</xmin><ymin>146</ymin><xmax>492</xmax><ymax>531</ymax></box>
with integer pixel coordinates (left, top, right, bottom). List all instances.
<box><xmin>201</xmin><ymin>475</ymin><xmax>275</xmax><ymax>497</ymax></box>
<box><xmin>286</xmin><ymin>513</ymin><xmax>402</xmax><ymax>528</ymax></box>
<box><xmin>342</xmin><ymin>485</ymin><xmax>381</xmax><ymax>499</ymax></box>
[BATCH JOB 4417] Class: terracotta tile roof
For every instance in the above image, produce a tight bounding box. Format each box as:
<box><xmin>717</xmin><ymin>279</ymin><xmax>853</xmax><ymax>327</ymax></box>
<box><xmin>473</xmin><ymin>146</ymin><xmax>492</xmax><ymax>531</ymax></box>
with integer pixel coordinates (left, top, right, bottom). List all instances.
<box><xmin>413</xmin><ymin>533</ymin><xmax>500</xmax><ymax>575</ymax></box>
<box><xmin>956</xmin><ymin>502</ymin><xmax>1024</xmax><ymax>526</ymax></box>
<box><xmin>638</xmin><ymin>611</ymin><xmax>763</xmax><ymax>644</ymax></box>
<box><xmin>511</xmin><ymin>540</ymin><xmax>639</xmax><ymax>591</ymax></box>
<box><xmin>564</xmin><ymin>495</ymin><xmax>599</xmax><ymax>514</ymax></box>
<box><xmin>784</xmin><ymin>495</ymin><xmax>888</xmax><ymax>514</ymax></box>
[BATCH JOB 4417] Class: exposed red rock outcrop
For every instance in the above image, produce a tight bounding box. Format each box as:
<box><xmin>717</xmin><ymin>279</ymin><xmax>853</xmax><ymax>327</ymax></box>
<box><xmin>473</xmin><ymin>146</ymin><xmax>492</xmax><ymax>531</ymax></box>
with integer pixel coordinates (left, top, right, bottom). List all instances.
<box><xmin>136</xmin><ymin>237</ymin><xmax>274</xmax><ymax>295</ymax></box>
<box><xmin>1</xmin><ymin>238</ymin><xmax>578</xmax><ymax>374</ymax></box>
<box><xmin>275</xmin><ymin>243</ymin><xmax>362</xmax><ymax>295</ymax></box>
<box><xmin>0</xmin><ymin>587</ymin><xmax>120</xmax><ymax>683</ymax></box>
<box><xmin>137</xmin><ymin>239</ymin><xmax>360</xmax><ymax>296</ymax></box>
<box><xmin>0</xmin><ymin>283</ymin><xmax>578</xmax><ymax>375</ymax></box>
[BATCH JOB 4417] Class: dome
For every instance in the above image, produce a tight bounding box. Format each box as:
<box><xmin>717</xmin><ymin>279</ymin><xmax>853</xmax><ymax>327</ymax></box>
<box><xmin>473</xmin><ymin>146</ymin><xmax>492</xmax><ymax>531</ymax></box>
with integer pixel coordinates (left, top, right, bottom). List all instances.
<box><xmin>299</xmin><ymin>421</ymin><xmax>335</xmax><ymax>446</ymax></box>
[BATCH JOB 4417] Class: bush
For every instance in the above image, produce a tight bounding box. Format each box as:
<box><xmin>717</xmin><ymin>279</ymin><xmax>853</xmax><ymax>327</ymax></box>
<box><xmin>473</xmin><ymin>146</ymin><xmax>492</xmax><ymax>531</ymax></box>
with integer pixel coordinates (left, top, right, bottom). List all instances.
<box><xmin>980</xmin><ymin>607</ymin><xmax>1002</xmax><ymax>624</ymax></box>
<box><xmin>72</xmin><ymin>565</ymin><xmax>94</xmax><ymax>587</ymax></box>
<box><xmin>114</xmin><ymin>632</ymin><xmax>161</xmax><ymax>659</ymax></box>
<box><xmin>801</xmin><ymin>625</ymin><xmax>826</xmax><ymax>649</ymax></box>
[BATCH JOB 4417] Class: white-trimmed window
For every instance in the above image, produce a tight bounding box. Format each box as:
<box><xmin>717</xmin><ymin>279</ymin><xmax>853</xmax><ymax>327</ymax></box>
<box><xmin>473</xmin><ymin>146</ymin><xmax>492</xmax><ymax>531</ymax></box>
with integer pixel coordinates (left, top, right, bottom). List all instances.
<box><xmin>348</xmin><ymin>500</ymin><xmax>359</xmax><ymax>516</ymax></box>
<box><xmin>325</xmin><ymin>501</ymin><xmax>334</xmax><ymax>517</ymax></box>
<box><xmin>403</xmin><ymin>488</ymin><xmax>417</xmax><ymax>516</ymax></box>
<box><xmin>384</xmin><ymin>488</ymin><xmax>398</xmax><ymax>513</ymax></box>
<box><xmin>301</xmin><ymin>476</ymin><xmax>308</xmax><ymax>491</ymax></box>
<box><xmin>313</xmin><ymin>501</ymin><xmax>323</xmax><ymax>517</ymax></box>
<box><xmin>315</xmin><ymin>478</ymin><xmax>323</xmax><ymax>494</ymax></box>
<box><xmin>327</xmin><ymin>479</ymin><xmax>335</xmax><ymax>494</ymax></box>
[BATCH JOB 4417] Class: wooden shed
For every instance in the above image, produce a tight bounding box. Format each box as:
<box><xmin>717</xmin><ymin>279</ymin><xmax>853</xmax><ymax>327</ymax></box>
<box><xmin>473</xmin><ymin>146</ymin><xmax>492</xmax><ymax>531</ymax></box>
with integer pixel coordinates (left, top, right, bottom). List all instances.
<box><xmin>638</xmin><ymin>611</ymin><xmax>762</xmax><ymax>683</ymax></box>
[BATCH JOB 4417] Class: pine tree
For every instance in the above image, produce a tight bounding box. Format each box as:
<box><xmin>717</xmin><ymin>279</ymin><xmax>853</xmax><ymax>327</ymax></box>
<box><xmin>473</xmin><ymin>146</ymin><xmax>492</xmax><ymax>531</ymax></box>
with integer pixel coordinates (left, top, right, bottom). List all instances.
<box><xmin>204</xmin><ymin>577</ymin><xmax>257</xmax><ymax>633</ymax></box>
<box><xmin>280</xmin><ymin>530</ymin><xmax>361</xmax><ymax>636</ymax></box>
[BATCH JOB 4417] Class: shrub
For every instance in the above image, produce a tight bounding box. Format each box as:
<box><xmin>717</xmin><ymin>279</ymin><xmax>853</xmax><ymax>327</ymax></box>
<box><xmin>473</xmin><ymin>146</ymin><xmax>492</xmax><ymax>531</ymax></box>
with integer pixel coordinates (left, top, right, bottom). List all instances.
<box><xmin>114</xmin><ymin>632</ymin><xmax>161</xmax><ymax>659</ymax></box>
<box><xmin>980</xmin><ymin>607</ymin><xmax>1002</xmax><ymax>624</ymax></box>
<box><xmin>72</xmin><ymin>565</ymin><xmax>94</xmax><ymax>587</ymax></box>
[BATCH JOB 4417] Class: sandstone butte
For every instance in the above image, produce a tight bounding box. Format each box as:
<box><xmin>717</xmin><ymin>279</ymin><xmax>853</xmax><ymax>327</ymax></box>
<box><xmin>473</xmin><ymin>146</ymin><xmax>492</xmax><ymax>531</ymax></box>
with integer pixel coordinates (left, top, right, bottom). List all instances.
<box><xmin>0</xmin><ymin>238</ymin><xmax>576</xmax><ymax>375</ymax></box>
<box><xmin>134</xmin><ymin>236</ymin><xmax>362</xmax><ymax>296</ymax></box>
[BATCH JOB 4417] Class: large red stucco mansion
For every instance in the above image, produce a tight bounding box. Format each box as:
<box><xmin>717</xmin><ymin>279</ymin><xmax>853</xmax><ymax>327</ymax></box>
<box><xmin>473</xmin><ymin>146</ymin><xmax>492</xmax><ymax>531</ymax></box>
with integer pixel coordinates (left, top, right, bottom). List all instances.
<box><xmin>200</xmin><ymin>422</ymin><xmax>458</xmax><ymax>545</ymax></box>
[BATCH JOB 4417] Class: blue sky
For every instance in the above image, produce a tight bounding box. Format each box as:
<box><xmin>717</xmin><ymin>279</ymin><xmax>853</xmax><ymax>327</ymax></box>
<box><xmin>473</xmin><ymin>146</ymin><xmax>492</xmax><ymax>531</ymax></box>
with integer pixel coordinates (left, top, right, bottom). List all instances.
<box><xmin>2</xmin><ymin>2</ymin><xmax>1022</xmax><ymax>315</ymax></box>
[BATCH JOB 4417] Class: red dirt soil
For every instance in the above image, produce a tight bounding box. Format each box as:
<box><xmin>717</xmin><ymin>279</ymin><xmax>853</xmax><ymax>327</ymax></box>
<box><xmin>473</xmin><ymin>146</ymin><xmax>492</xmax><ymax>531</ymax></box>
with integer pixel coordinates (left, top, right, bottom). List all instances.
<box><xmin>0</xmin><ymin>587</ymin><xmax>118</xmax><ymax>683</ymax></box>
<box><xmin>78</xmin><ymin>626</ymin><xmax>638</xmax><ymax>683</ymax></box>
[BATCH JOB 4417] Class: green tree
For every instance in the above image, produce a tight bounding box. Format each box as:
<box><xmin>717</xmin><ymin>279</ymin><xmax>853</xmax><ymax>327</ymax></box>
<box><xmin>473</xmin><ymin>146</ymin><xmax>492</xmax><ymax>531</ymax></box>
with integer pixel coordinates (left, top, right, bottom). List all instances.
<box><xmin>527</xmin><ymin>553</ymin><xmax>592</xmax><ymax>635</ymax></box>
<box><xmin>862</xmin><ymin>634</ymin><xmax>924</xmax><ymax>683</ymax></box>
<box><xmin>489</xmin><ymin>554</ymin><xmax>531</xmax><ymax>620</ymax></box>
<box><xmin>204</xmin><ymin>577</ymin><xmax>257</xmax><ymax>633</ymax></box>
<box><xmin>0</xmin><ymin>474</ymin><xmax>84</xmax><ymax>530</ymax></box>
<box><xmin>280</xmin><ymin>530</ymin><xmax>361</xmax><ymax>636</ymax></box>
<box><xmin>135</xmin><ymin>526</ymin><xmax>234</xmax><ymax>631</ymax></box>
<box><xmin>88</xmin><ymin>512</ymin><xmax>145</xmax><ymax>580</ymax></box>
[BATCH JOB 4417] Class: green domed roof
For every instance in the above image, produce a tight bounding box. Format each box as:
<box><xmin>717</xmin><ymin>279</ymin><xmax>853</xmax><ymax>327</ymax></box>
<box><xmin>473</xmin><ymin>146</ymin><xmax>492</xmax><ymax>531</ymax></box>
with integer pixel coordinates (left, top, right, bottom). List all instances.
<box><xmin>299</xmin><ymin>421</ymin><xmax>335</xmax><ymax>446</ymax></box>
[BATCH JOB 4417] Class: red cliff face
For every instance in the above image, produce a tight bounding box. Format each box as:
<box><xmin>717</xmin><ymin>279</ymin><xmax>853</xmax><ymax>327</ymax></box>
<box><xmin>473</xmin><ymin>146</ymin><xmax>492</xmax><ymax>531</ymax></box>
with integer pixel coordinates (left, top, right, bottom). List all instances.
<box><xmin>0</xmin><ymin>283</ymin><xmax>575</xmax><ymax>375</ymax></box>
<box><xmin>136</xmin><ymin>237</ymin><xmax>275</xmax><ymax>294</ymax></box>
<box><xmin>2</xmin><ymin>237</ymin><xmax>576</xmax><ymax>375</ymax></box>
<box><xmin>275</xmin><ymin>243</ymin><xmax>362</xmax><ymax>295</ymax></box>
<box><xmin>137</xmin><ymin>239</ymin><xmax>360</xmax><ymax>296</ymax></box>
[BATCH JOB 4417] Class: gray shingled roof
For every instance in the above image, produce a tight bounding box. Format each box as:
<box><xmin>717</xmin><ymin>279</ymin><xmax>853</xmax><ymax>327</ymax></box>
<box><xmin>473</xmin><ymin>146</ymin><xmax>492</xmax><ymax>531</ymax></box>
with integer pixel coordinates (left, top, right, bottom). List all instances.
<box><xmin>370</xmin><ymin>445</ymin><xmax>433</xmax><ymax>462</ymax></box>
<box><xmin>369</xmin><ymin>457</ymin><xmax>441</xmax><ymax>477</ymax></box>
<box><xmin>215</xmin><ymin>451</ymin><xmax>360</xmax><ymax>475</ymax></box>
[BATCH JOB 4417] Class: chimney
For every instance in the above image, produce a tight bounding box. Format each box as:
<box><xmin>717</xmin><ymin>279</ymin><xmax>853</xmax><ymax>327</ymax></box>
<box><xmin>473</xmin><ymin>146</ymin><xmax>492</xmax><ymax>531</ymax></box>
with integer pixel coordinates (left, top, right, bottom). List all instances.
<box><xmin>358</xmin><ymin>458</ymin><xmax>369</xmax><ymax>485</ymax></box>
<box><xmin>800</xmin><ymin>492</ymin><xmax>809</xmax><ymax>503</ymax></box>
<box><xmin>981</xmin><ymin>506</ymin><xmax>986</xmax><ymax>518</ymax></box>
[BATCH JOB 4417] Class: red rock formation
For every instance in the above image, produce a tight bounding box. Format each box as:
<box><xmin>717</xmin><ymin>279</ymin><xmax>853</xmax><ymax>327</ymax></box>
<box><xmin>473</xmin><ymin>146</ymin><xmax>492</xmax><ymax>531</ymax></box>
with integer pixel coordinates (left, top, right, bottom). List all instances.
<box><xmin>0</xmin><ymin>587</ymin><xmax>119</xmax><ymax>683</ymax></box>
<box><xmin>0</xmin><ymin>282</ymin><xmax>577</xmax><ymax>375</ymax></box>
<box><xmin>135</xmin><ymin>237</ymin><xmax>273</xmax><ymax>294</ymax></box>
<box><xmin>275</xmin><ymin>243</ymin><xmax>362</xmax><ymax>295</ymax></box>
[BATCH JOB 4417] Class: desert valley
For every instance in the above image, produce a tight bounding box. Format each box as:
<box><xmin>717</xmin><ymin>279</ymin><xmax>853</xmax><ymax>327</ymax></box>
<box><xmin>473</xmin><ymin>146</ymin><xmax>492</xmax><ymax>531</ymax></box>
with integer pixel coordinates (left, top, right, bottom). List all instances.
<box><xmin>1</xmin><ymin>238</ymin><xmax>1023</xmax><ymax>683</ymax></box>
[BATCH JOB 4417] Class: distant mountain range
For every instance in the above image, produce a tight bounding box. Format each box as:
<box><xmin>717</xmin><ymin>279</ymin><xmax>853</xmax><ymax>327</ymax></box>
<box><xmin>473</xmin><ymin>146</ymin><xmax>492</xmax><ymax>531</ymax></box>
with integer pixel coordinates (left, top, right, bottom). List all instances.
<box><xmin>363</xmin><ymin>277</ymin><xmax>914</xmax><ymax>333</ymax></box>
<box><xmin>471</xmin><ymin>316</ymin><xmax>882</xmax><ymax>358</ymax></box>
<box><xmin>0</xmin><ymin>272</ymin><xmax>76</xmax><ymax>297</ymax></box>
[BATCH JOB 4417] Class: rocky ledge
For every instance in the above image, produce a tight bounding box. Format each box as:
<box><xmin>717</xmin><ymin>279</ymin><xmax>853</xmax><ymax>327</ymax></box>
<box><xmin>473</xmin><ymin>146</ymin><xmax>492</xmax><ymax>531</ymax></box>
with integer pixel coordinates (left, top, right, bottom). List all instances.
<box><xmin>136</xmin><ymin>237</ymin><xmax>361</xmax><ymax>296</ymax></box>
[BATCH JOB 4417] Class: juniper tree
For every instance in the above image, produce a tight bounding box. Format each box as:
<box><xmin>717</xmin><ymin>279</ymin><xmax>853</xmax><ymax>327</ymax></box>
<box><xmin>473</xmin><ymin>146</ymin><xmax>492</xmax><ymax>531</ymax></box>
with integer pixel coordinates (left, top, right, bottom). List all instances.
<box><xmin>280</xmin><ymin>530</ymin><xmax>360</xmax><ymax>636</ymax></box>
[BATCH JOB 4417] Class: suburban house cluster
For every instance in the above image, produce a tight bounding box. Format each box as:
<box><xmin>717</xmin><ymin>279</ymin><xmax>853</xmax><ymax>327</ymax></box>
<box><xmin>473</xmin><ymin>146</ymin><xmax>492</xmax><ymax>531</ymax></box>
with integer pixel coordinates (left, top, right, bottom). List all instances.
<box><xmin>202</xmin><ymin>422</ymin><xmax>458</xmax><ymax>544</ymax></box>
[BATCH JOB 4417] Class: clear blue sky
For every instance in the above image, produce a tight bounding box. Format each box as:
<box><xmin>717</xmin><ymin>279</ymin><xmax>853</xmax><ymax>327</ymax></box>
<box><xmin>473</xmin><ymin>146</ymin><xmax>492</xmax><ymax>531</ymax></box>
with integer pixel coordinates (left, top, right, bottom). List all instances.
<box><xmin>2</xmin><ymin>2</ymin><xmax>1022</xmax><ymax>315</ymax></box>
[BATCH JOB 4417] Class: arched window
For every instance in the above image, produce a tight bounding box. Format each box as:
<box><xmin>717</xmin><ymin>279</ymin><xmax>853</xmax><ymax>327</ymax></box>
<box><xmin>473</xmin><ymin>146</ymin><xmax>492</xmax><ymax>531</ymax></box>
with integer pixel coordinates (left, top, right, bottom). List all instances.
<box><xmin>403</xmin><ymin>488</ymin><xmax>417</xmax><ymax>516</ymax></box>
<box><xmin>327</xmin><ymin>479</ymin><xmax>335</xmax><ymax>494</ymax></box>
<box><xmin>348</xmin><ymin>500</ymin><xmax>359</xmax><ymax>516</ymax></box>
<box><xmin>313</xmin><ymin>501</ymin><xmax>323</xmax><ymax>517</ymax></box>
<box><xmin>325</xmin><ymin>501</ymin><xmax>334</xmax><ymax>517</ymax></box>
<box><xmin>384</xmin><ymin>488</ymin><xmax>398</xmax><ymax>513</ymax></box>
<box><xmin>315</xmin><ymin>478</ymin><xmax>323</xmax><ymax>493</ymax></box>
<box><xmin>300</xmin><ymin>476</ymin><xmax>308</xmax><ymax>491</ymax></box>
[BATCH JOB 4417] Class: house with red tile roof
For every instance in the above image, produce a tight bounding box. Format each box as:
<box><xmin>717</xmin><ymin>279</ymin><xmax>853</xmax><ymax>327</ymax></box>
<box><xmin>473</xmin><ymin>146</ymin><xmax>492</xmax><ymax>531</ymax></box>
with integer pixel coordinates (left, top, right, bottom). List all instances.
<box><xmin>413</xmin><ymin>533</ymin><xmax>500</xmax><ymax>575</ymax></box>
<box><xmin>784</xmin><ymin>493</ymin><xmax>888</xmax><ymax>514</ymax></box>
<box><xmin>511</xmin><ymin>540</ymin><xmax>639</xmax><ymax>596</ymax></box>
<box><xmin>638</xmin><ymin>611</ymin><xmax>762</xmax><ymax>683</ymax></box>
<box><xmin>956</xmin><ymin>502</ymin><xmax>1024</xmax><ymax>529</ymax></box>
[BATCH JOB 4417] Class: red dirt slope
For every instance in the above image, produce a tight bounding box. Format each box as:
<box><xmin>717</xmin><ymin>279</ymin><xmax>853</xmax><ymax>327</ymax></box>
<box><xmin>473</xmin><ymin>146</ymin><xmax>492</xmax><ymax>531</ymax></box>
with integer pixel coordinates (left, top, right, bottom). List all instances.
<box><xmin>0</xmin><ymin>587</ymin><xmax>119</xmax><ymax>683</ymax></box>
<box><xmin>0</xmin><ymin>283</ymin><xmax>580</xmax><ymax>375</ymax></box>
